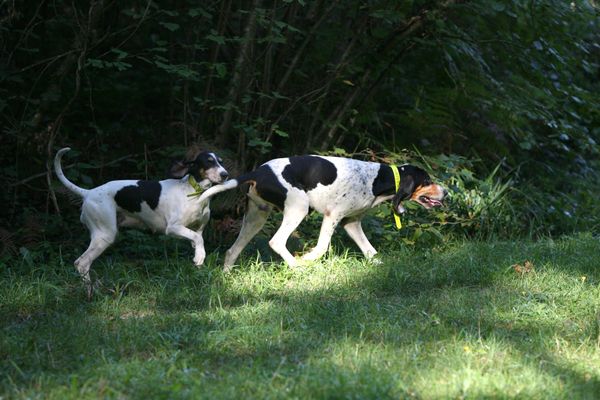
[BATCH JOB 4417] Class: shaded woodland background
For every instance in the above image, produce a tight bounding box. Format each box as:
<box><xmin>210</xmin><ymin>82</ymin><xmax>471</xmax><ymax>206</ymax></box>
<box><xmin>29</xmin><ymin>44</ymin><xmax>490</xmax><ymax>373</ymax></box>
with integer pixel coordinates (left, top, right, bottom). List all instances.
<box><xmin>1</xmin><ymin>0</ymin><xmax>599</xmax><ymax>256</ymax></box>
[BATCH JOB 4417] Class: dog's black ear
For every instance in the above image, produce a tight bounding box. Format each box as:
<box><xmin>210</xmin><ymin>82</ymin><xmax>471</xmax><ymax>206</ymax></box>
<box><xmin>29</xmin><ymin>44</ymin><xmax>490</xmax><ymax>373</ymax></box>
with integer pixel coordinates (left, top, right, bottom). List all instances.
<box><xmin>167</xmin><ymin>159</ymin><xmax>194</xmax><ymax>179</ymax></box>
<box><xmin>392</xmin><ymin>175</ymin><xmax>415</xmax><ymax>214</ymax></box>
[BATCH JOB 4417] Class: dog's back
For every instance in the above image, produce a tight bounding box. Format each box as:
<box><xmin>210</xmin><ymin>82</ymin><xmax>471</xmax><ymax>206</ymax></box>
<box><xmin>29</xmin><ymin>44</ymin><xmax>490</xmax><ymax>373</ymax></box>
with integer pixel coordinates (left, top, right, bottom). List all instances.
<box><xmin>261</xmin><ymin>156</ymin><xmax>381</xmax><ymax>214</ymax></box>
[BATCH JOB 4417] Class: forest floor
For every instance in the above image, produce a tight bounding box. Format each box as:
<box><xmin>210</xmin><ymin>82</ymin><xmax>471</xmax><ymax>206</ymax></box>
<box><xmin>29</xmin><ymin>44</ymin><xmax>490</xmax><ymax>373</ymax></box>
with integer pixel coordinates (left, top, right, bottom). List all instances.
<box><xmin>1</xmin><ymin>234</ymin><xmax>599</xmax><ymax>399</ymax></box>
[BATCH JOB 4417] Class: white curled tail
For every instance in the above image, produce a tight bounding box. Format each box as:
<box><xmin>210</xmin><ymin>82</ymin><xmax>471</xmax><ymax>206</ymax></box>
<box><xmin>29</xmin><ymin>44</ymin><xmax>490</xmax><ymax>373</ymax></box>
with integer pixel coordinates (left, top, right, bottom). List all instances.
<box><xmin>197</xmin><ymin>179</ymin><xmax>239</xmax><ymax>203</ymax></box>
<box><xmin>54</xmin><ymin>147</ymin><xmax>88</xmax><ymax>198</ymax></box>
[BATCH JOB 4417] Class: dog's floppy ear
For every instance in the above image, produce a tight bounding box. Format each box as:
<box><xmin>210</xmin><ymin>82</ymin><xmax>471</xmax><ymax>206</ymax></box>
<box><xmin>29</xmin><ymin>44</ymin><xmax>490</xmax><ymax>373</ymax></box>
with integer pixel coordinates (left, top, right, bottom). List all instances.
<box><xmin>392</xmin><ymin>175</ymin><xmax>415</xmax><ymax>214</ymax></box>
<box><xmin>167</xmin><ymin>159</ymin><xmax>195</xmax><ymax>179</ymax></box>
<box><xmin>168</xmin><ymin>146</ymin><xmax>204</xmax><ymax>179</ymax></box>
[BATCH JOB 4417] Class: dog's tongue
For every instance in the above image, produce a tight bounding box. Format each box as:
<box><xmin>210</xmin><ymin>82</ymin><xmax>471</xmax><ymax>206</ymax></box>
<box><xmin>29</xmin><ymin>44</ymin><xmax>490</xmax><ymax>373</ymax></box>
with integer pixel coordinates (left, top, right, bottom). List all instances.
<box><xmin>428</xmin><ymin>198</ymin><xmax>443</xmax><ymax>207</ymax></box>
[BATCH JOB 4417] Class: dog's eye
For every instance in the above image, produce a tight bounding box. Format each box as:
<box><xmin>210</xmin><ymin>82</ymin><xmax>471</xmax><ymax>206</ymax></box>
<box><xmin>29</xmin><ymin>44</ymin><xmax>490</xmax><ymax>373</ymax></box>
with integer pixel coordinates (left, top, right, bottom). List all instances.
<box><xmin>218</xmin><ymin>158</ymin><xmax>223</xmax><ymax>163</ymax></box>
<box><xmin>208</xmin><ymin>157</ymin><xmax>214</xmax><ymax>163</ymax></box>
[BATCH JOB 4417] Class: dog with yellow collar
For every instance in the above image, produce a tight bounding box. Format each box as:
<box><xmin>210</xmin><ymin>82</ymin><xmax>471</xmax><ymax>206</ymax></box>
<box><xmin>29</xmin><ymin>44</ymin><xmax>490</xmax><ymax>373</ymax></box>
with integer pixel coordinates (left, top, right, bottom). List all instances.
<box><xmin>54</xmin><ymin>147</ymin><xmax>228</xmax><ymax>295</ymax></box>
<box><xmin>196</xmin><ymin>155</ymin><xmax>447</xmax><ymax>270</ymax></box>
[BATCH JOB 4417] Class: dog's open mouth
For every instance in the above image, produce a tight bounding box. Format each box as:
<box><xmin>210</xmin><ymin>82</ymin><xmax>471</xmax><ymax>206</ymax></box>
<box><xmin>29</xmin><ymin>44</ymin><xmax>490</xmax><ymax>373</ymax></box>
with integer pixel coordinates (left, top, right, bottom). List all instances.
<box><xmin>418</xmin><ymin>196</ymin><xmax>444</xmax><ymax>208</ymax></box>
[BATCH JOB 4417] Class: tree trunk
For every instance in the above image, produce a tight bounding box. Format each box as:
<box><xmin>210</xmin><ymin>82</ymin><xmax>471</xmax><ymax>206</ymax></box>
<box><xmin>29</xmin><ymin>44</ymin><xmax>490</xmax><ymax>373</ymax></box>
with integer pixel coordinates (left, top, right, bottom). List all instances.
<box><xmin>316</xmin><ymin>0</ymin><xmax>458</xmax><ymax>151</ymax></box>
<box><xmin>217</xmin><ymin>0</ymin><xmax>260</xmax><ymax>148</ymax></box>
<box><xmin>263</xmin><ymin>0</ymin><xmax>336</xmax><ymax>122</ymax></box>
<box><xmin>200</xmin><ymin>0</ymin><xmax>232</xmax><ymax>136</ymax></box>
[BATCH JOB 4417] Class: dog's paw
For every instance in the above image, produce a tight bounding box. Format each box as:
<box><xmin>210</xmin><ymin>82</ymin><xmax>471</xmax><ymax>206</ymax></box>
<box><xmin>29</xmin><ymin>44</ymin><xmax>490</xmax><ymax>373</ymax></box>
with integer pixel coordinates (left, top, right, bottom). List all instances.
<box><xmin>287</xmin><ymin>257</ymin><xmax>310</xmax><ymax>269</ymax></box>
<box><xmin>368</xmin><ymin>256</ymin><xmax>384</xmax><ymax>266</ymax></box>
<box><xmin>193</xmin><ymin>254</ymin><xmax>206</xmax><ymax>266</ymax></box>
<box><xmin>300</xmin><ymin>250</ymin><xmax>324</xmax><ymax>262</ymax></box>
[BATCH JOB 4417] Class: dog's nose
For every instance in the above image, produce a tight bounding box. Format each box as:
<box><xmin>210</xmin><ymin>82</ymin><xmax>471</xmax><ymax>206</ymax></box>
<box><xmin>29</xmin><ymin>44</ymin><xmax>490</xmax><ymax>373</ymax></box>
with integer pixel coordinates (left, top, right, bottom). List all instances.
<box><xmin>220</xmin><ymin>171</ymin><xmax>229</xmax><ymax>180</ymax></box>
<box><xmin>443</xmin><ymin>188</ymin><xmax>449</xmax><ymax>197</ymax></box>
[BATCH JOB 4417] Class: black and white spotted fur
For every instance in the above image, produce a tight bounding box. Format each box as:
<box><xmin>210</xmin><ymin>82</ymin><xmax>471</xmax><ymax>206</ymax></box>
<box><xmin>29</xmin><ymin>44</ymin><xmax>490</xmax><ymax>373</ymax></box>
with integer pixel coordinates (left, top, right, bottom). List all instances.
<box><xmin>197</xmin><ymin>155</ymin><xmax>447</xmax><ymax>270</ymax></box>
<box><xmin>54</xmin><ymin>147</ymin><xmax>228</xmax><ymax>294</ymax></box>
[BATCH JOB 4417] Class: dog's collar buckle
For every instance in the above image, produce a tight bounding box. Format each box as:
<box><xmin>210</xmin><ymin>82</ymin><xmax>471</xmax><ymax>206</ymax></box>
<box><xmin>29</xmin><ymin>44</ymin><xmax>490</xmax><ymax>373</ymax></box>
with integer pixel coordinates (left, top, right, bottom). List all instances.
<box><xmin>390</xmin><ymin>165</ymin><xmax>402</xmax><ymax>229</ymax></box>
<box><xmin>187</xmin><ymin>175</ymin><xmax>205</xmax><ymax>198</ymax></box>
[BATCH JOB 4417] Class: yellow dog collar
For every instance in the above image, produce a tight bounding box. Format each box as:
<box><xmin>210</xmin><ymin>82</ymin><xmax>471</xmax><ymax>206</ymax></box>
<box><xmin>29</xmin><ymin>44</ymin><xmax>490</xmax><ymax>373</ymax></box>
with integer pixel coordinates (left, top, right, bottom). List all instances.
<box><xmin>187</xmin><ymin>175</ymin><xmax>204</xmax><ymax>198</ymax></box>
<box><xmin>390</xmin><ymin>165</ymin><xmax>402</xmax><ymax>229</ymax></box>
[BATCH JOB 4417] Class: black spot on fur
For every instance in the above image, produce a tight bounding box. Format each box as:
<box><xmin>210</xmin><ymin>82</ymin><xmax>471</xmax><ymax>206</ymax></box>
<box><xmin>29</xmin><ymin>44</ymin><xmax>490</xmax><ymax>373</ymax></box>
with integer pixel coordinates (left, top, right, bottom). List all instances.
<box><xmin>115</xmin><ymin>186</ymin><xmax>141</xmax><ymax>212</ymax></box>
<box><xmin>281</xmin><ymin>156</ymin><xmax>337</xmax><ymax>191</ymax></box>
<box><xmin>372</xmin><ymin>164</ymin><xmax>395</xmax><ymax>196</ymax></box>
<box><xmin>237</xmin><ymin>165</ymin><xmax>288</xmax><ymax>210</ymax></box>
<box><xmin>115</xmin><ymin>180</ymin><xmax>161</xmax><ymax>213</ymax></box>
<box><xmin>138</xmin><ymin>180</ymin><xmax>161</xmax><ymax>209</ymax></box>
<box><xmin>255</xmin><ymin>167</ymin><xmax>287</xmax><ymax>210</ymax></box>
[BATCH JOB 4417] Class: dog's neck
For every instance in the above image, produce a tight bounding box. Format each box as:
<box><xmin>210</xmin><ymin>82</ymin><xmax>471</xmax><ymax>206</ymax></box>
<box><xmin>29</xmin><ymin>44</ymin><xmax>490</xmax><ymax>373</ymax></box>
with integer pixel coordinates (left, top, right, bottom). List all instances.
<box><xmin>185</xmin><ymin>175</ymin><xmax>213</xmax><ymax>200</ymax></box>
<box><xmin>372</xmin><ymin>164</ymin><xmax>399</xmax><ymax>197</ymax></box>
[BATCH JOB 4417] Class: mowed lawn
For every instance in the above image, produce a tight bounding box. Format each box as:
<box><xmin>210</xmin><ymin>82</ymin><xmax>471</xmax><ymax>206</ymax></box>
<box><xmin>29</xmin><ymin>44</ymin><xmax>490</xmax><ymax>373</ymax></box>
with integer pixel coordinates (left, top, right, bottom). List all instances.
<box><xmin>1</xmin><ymin>234</ymin><xmax>599</xmax><ymax>399</ymax></box>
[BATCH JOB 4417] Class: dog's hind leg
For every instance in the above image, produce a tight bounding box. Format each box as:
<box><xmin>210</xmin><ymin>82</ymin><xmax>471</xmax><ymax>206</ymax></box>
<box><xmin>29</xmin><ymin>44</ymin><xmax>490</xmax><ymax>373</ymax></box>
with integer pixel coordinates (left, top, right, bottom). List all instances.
<box><xmin>76</xmin><ymin>201</ymin><xmax>118</xmax><ymax>297</ymax></box>
<box><xmin>301</xmin><ymin>213</ymin><xmax>343</xmax><ymax>262</ymax></box>
<box><xmin>223</xmin><ymin>199</ymin><xmax>271</xmax><ymax>271</ymax></box>
<box><xmin>269</xmin><ymin>193</ymin><xmax>309</xmax><ymax>267</ymax></box>
<box><xmin>342</xmin><ymin>219</ymin><xmax>377</xmax><ymax>259</ymax></box>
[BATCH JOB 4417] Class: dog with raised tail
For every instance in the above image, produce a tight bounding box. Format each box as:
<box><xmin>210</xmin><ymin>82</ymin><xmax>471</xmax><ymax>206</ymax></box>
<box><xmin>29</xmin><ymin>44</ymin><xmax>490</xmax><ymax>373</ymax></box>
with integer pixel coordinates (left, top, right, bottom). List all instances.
<box><xmin>196</xmin><ymin>155</ymin><xmax>447</xmax><ymax>270</ymax></box>
<box><xmin>54</xmin><ymin>147</ymin><xmax>228</xmax><ymax>295</ymax></box>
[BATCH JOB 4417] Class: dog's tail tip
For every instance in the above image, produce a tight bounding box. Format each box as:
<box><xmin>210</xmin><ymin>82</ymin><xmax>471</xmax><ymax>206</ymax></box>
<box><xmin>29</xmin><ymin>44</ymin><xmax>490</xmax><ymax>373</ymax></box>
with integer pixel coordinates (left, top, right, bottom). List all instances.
<box><xmin>223</xmin><ymin>179</ymin><xmax>240</xmax><ymax>189</ymax></box>
<box><xmin>54</xmin><ymin>146</ymin><xmax>88</xmax><ymax>197</ymax></box>
<box><xmin>56</xmin><ymin>147</ymin><xmax>72</xmax><ymax>157</ymax></box>
<box><xmin>212</xmin><ymin>178</ymin><xmax>240</xmax><ymax>192</ymax></box>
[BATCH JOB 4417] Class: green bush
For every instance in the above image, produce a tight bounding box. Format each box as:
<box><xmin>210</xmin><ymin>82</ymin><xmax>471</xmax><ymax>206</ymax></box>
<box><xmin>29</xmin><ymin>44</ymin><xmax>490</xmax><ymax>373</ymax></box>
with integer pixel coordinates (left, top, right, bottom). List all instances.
<box><xmin>348</xmin><ymin>149</ymin><xmax>600</xmax><ymax>252</ymax></box>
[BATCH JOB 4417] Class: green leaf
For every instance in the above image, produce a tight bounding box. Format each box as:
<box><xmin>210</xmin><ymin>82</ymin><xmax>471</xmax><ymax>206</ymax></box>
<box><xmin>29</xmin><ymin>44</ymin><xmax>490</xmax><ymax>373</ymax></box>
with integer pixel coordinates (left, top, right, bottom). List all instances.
<box><xmin>215</xmin><ymin>63</ymin><xmax>226</xmax><ymax>78</ymax></box>
<box><xmin>111</xmin><ymin>48</ymin><xmax>128</xmax><ymax>59</ymax></box>
<box><xmin>206</xmin><ymin>31</ymin><xmax>226</xmax><ymax>45</ymax></box>
<box><xmin>159</xmin><ymin>22</ymin><xmax>180</xmax><ymax>32</ymax></box>
<box><xmin>189</xmin><ymin>8</ymin><xmax>211</xmax><ymax>18</ymax></box>
<box><xmin>86</xmin><ymin>58</ymin><xmax>105</xmax><ymax>68</ymax></box>
<box><xmin>332</xmin><ymin>147</ymin><xmax>349</xmax><ymax>156</ymax></box>
<box><xmin>112</xmin><ymin>61</ymin><xmax>132</xmax><ymax>71</ymax></box>
<box><xmin>248</xmin><ymin>138</ymin><xmax>272</xmax><ymax>153</ymax></box>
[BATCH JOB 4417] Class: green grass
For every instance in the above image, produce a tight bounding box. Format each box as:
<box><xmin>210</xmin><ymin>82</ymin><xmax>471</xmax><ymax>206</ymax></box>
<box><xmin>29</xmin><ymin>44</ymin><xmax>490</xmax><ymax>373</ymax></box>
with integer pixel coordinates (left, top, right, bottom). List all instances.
<box><xmin>1</xmin><ymin>233</ymin><xmax>599</xmax><ymax>399</ymax></box>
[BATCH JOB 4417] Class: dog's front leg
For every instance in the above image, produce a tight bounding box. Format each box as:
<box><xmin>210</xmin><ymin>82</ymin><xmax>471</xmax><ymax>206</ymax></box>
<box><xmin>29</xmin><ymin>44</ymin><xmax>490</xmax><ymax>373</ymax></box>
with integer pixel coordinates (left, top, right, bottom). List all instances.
<box><xmin>193</xmin><ymin>233</ymin><xmax>206</xmax><ymax>266</ymax></box>
<box><xmin>192</xmin><ymin>209</ymin><xmax>211</xmax><ymax>266</ymax></box>
<box><xmin>343</xmin><ymin>219</ymin><xmax>377</xmax><ymax>259</ymax></box>
<box><xmin>192</xmin><ymin>224</ymin><xmax>210</xmax><ymax>266</ymax></box>
<box><xmin>165</xmin><ymin>224</ymin><xmax>205</xmax><ymax>266</ymax></box>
